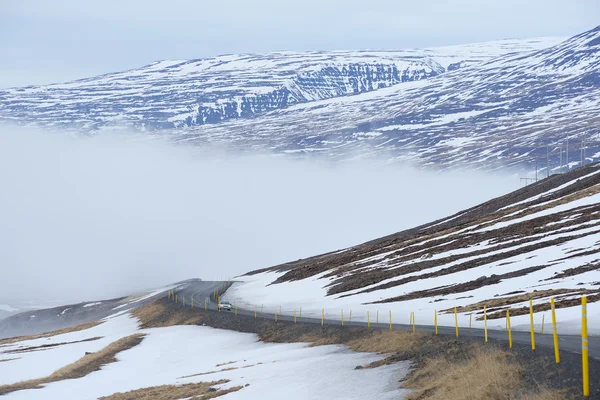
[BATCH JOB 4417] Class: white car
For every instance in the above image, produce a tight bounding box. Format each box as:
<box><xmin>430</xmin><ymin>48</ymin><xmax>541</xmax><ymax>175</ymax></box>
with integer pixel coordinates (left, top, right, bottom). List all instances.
<box><xmin>218</xmin><ymin>301</ymin><xmax>232</xmax><ymax>311</ymax></box>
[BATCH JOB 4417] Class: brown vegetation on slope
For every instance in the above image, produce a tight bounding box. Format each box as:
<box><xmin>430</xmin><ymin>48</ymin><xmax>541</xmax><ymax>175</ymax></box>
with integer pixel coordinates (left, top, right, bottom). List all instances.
<box><xmin>444</xmin><ymin>288</ymin><xmax>600</xmax><ymax>320</ymax></box>
<box><xmin>4</xmin><ymin>336</ymin><xmax>102</xmax><ymax>354</ymax></box>
<box><xmin>0</xmin><ymin>321</ymin><xmax>102</xmax><ymax>346</ymax></box>
<box><xmin>98</xmin><ymin>380</ymin><xmax>242</xmax><ymax>400</ymax></box>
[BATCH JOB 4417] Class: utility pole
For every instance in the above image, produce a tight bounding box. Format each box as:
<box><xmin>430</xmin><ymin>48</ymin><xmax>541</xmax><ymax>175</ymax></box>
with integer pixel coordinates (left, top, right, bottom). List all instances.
<box><xmin>546</xmin><ymin>146</ymin><xmax>550</xmax><ymax>178</ymax></box>
<box><xmin>584</xmin><ymin>133</ymin><xmax>587</xmax><ymax>166</ymax></box>
<box><xmin>559</xmin><ymin>143</ymin><xmax>563</xmax><ymax>173</ymax></box>
<box><xmin>521</xmin><ymin>177</ymin><xmax>536</xmax><ymax>186</ymax></box>
<box><xmin>566</xmin><ymin>138</ymin><xmax>569</xmax><ymax>171</ymax></box>
<box><xmin>581</xmin><ymin>135</ymin><xmax>585</xmax><ymax>167</ymax></box>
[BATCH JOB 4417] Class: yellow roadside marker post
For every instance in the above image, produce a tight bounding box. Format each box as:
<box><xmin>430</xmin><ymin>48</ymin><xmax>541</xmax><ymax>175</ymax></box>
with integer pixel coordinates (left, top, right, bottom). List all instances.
<box><xmin>294</xmin><ymin>309</ymin><xmax>297</xmax><ymax>324</ymax></box>
<box><xmin>280</xmin><ymin>305</ymin><xmax>282</xmax><ymax>315</ymax></box>
<box><xmin>376</xmin><ymin>310</ymin><xmax>379</xmax><ymax>324</ymax></box>
<box><xmin>529</xmin><ymin>300</ymin><xmax>536</xmax><ymax>351</ymax></box>
<box><xmin>551</xmin><ymin>298</ymin><xmax>560</xmax><ymax>363</ymax></box>
<box><xmin>350</xmin><ymin>310</ymin><xmax>352</xmax><ymax>322</ymax></box>
<box><xmin>389</xmin><ymin>310</ymin><xmax>393</xmax><ymax>331</ymax></box>
<box><xmin>412</xmin><ymin>312</ymin><xmax>416</xmax><ymax>333</ymax></box>
<box><xmin>541</xmin><ymin>314</ymin><xmax>545</xmax><ymax>334</ymax></box>
<box><xmin>321</xmin><ymin>309</ymin><xmax>324</xmax><ymax>326</ymax></box>
<box><xmin>582</xmin><ymin>296</ymin><xmax>589</xmax><ymax>397</ymax></box>
<box><xmin>484</xmin><ymin>306</ymin><xmax>488</xmax><ymax>343</ymax></box>
<box><xmin>434</xmin><ymin>309</ymin><xmax>438</xmax><ymax>335</ymax></box>
<box><xmin>469</xmin><ymin>313</ymin><xmax>472</xmax><ymax>328</ymax></box>
<box><xmin>367</xmin><ymin>311</ymin><xmax>370</xmax><ymax>329</ymax></box>
<box><xmin>454</xmin><ymin>307</ymin><xmax>459</xmax><ymax>337</ymax></box>
<box><xmin>254</xmin><ymin>305</ymin><xmax>257</xmax><ymax>319</ymax></box>
<box><xmin>507</xmin><ymin>310</ymin><xmax>513</xmax><ymax>349</ymax></box>
<box><xmin>191</xmin><ymin>297</ymin><xmax>194</xmax><ymax>308</ymax></box>
<box><xmin>204</xmin><ymin>299</ymin><xmax>207</xmax><ymax>310</ymax></box>
<box><xmin>341</xmin><ymin>310</ymin><xmax>344</xmax><ymax>326</ymax></box>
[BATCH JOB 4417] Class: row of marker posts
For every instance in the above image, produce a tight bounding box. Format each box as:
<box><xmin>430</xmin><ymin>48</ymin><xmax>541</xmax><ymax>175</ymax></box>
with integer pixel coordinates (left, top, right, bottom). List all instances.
<box><xmin>167</xmin><ymin>289</ymin><xmax>591</xmax><ymax>397</ymax></box>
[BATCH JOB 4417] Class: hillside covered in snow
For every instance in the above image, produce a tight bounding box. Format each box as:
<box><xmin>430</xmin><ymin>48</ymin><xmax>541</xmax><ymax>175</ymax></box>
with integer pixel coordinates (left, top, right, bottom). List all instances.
<box><xmin>0</xmin><ymin>38</ymin><xmax>560</xmax><ymax>131</ymax></box>
<box><xmin>226</xmin><ymin>163</ymin><xmax>600</xmax><ymax>334</ymax></box>
<box><xmin>178</xmin><ymin>25</ymin><xmax>600</xmax><ymax>172</ymax></box>
<box><xmin>2</xmin><ymin>28</ymin><xmax>599</xmax><ymax>173</ymax></box>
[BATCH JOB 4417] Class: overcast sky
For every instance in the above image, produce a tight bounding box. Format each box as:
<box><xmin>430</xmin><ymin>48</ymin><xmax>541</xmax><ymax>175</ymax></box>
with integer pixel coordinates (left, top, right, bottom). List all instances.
<box><xmin>1</xmin><ymin>0</ymin><xmax>598</xmax><ymax>88</ymax></box>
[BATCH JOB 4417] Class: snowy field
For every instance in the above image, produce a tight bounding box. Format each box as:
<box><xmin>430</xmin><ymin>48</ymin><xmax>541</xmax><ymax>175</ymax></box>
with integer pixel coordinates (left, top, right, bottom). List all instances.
<box><xmin>0</xmin><ymin>313</ymin><xmax>410</xmax><ymax>399</ymax></box>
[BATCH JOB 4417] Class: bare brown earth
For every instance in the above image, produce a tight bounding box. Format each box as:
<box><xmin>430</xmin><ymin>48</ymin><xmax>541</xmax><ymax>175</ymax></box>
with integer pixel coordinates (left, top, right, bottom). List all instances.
<box><xmin>4</xmin><ymin>336</ymin><xmax>102</xmax><ymax>354</ymax></box>
<box><xmin>98</xmin><ymin>380</ymin><xmax>243</xmax><ymax>400</ymax></box>
<box><xmin>179</xmin><ymin>363</ymin><xmax>262</xmax><ymax>379</ymax></box>
<box><xmin>215</xmin><ymin>360</ymin><xmax>239</xmax><ymax>367</ymax></box>
<box><xmin>442</xmin><ymin>288</ymin><xmax>600</xmax><ymax>320</ymax></box>
<box><xmin>546</xmin><ymin>260</ymin><xmax>600</xmax><ymax>280</ymax></box>
<box><xmin>485</xmin><ymin>292</ymin><xmax>600</xmax><ymax>320</ymax></box>
<box><xmin>0</xmin><ymin>321</ymin><xmax>102</xmax><ymax>346</ymax></box>
<box><xmin>244</xmin><ymin>164</ymin><xmax>600</xmax><ymax>309</ymax></box>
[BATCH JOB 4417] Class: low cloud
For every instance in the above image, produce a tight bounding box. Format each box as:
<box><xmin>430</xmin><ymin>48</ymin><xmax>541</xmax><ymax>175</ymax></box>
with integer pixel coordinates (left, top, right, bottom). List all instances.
<box><xmin>0</xmin><ymin>127</ymin><xmax>518</xmax><ymax>305</ymax></box>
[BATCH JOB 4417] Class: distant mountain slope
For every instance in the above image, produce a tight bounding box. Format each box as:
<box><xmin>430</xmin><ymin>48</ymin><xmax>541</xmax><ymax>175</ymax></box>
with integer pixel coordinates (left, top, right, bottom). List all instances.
<box><xmin>0</xmin><ymin>38</ymin><xmax>561</xmax><ymax>130</ymax></box>
<box><xmin>227</xmin><ymin>163</ymin><xmax>600</xmax><ymax>333</ymax></box>
<box><xmin>177</xmin><ymin>26</ymin><xmax>600</xmax><ymax>172</ymax></box>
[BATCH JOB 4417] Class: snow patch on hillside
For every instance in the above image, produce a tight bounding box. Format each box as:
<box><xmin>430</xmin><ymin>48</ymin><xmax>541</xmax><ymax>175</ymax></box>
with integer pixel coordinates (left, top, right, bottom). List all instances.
<box><xmin>0</xmin><ymin>312</ymin><xmax>410</xmax><ymax>400</ymax></box>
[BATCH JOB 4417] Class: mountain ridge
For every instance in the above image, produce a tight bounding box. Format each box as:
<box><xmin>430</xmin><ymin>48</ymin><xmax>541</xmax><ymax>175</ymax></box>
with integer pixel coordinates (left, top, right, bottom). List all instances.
<box><xmin>0</xmin><ymin>37</ymin><xmax>562</xmax><ymax>131</ymax></box>
<box><xmin>175</xmin><ymin>25</ymin><xmax>600</xmax><ymax>172</ymax></box>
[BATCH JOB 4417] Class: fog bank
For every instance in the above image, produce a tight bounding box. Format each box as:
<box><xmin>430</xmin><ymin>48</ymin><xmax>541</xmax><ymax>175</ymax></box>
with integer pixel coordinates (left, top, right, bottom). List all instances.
<box><xmin>0</xmin><ymin>128</ymin><xmax>518</xmax><ymax>305</ymax></box>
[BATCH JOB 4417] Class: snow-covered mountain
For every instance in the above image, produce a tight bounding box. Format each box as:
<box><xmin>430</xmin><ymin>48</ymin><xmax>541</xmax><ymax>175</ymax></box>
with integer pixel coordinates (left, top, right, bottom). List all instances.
<box><xmin>177</xmin><ymin>26</ymin><xmax>600</xmax><ymax>172</ymax></box>
<box><xmin>2</xmin><ymin>28</ymin><xmax>599</xmax><ymax>172</ymax></box>
<box><xmin>0</xmin><ymin>38</ymin><xmax>560</xmax><ymax>131</ymax></box>
<box><xmin>225</xmin><ymin>163</ymin><xmax>600</xmax><ymax>334</ymax></box>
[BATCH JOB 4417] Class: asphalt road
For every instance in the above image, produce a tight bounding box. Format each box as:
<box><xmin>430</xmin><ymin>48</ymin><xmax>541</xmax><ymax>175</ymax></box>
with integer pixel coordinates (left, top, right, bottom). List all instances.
<box><xmin>178</xmin><ymin>280</ymin><xmax>225</xmax><ymax>308</ymax></box>
<box><xmin>178</xmin><ymin>281</ymin><xmax>599</xmax><ymax>361</ymax></box>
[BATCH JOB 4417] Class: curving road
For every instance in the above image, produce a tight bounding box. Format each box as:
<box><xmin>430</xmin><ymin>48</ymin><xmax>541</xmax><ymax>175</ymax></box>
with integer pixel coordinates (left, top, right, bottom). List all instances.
<box><xmin>177</xmin><ymin>280</ymin><xmax>599</xmax><ymax>361</ymax></box>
